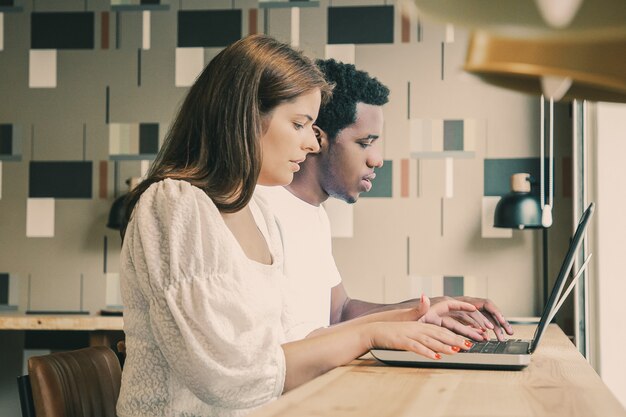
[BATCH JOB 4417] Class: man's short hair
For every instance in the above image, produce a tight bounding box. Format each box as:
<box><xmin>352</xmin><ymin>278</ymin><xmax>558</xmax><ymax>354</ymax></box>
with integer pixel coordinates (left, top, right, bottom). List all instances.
<box><xmin>314</xmin><ymin>59</ymin><xmax>390</xmax><ymax>140</ymax></box>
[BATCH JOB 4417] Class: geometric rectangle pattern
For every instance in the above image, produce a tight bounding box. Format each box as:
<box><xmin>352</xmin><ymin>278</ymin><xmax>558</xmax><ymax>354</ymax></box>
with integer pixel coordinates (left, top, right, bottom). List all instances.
<box><xmin>445</xmin><ymin>24</ymin><xmax>455</xmax><ymax>43</ymax></box>
<box><xmin>483</xmin><ymin>158</ymin><xmax>542</xmax><ymax>197</ymax></box>
<box><xmin>111</xmin><ymin>0</ymin><xmax>165</xmax><ymax>8</ymax></box>
<box><xmin>361</xmin><ymin>159</ymin><xmax>392</xmax><ymax>198</ymax></box>
<box><xmin>290</xmin><ymin>7</ymin><xmax>299</xmax><ymax>47</ymax></box>
<box><xmin>410</xmin><ymin>275</ymin><xmax>444</xmax><ymax>298</ymax></box>
<box><xmin>0</xmin><ymin>273</ymin><xmax>8</xmax><ymax>304</ymax></box>
<box><xmin>111</xmin><ymin>0</ymin><xmax>161</xmax><ymax>5</ymax></box>
<box><xmin>445</xmin><ymin>157</ymin><xmax>454</xmax><ymax>198</ymax></box>
<box><xmin>259</xmin><ymin>0</ymin><xmax>320</xmax><ymax>7</ymax></box>
<box><xmin>29</xmin><ymin>161</ymin><xmax>93</xmax><ymax>198</ymax></box>
<box><xmin>105</xmin><ymin>272</ymin><xmax>123</xmax><ymax>307</ymax></box>
<box><xmin>139</xmin><ymin>123</ymin><xmax>159</xmax><ymax>154</ymax></box>
<box><xmin>324</xmin><ymin>44</ymin><xmax>355</xmax><ymax>64</ymax></box>
<box><xmin>110</xmin><ymin>123</ymin><xmax>159</xmax><ymax>159</ymax></box>
<box><xmin>0</xmin><ymin>272</ymin><xmax>18</xmax><ymax>307</ymax></box>
<box><xmin>26</xmin><ymin>198</ymin><xmax>55</xmax><ymax>237</ymax></box>
<box><xmin>410</xmin><ymin>275</ymin><xmax>488</xmax><ymax>299</ymax></box>
<box><xmin>328</xmin><ymin>6</ymin><xmax>393</xmax><ymax>44</ymax></box>
<box><xmin>177</xmin><ymin>10</ymin><xmax>242</xmax><ymax>47</ymax></box>
<box><xmin>109</xmin><ymin>123</ymin><xmax>133</xmax><ymax>155</ymax></box>
<box><xmin>401</xmin><ymin>158</ymin><xmax>409</xmax><ymax>197</ymax></box>
<box><xmin>0</xmin><ymin>124</ymin><xmax>11</xmax><ymax>155</ymax></box>
<box><xmin>401</xmin><ymin>7</ymin><xmax>410</xmax><ymax>43</ymax></box>
<box><xmin>411</xmin><ymin>118</ymin><xmax>476</xmax><ymax>158</ymax></box>
<box><xmin>443</xmin><ymin>275</ymin><xmax>463</xmax><ymax>297</ymax></box>
<box><xmin>175</xmin><ymin>47</ymin><xmax>204</xmax><ymax>87</ymax></box>
<box><xmin>444</xmin><ymin>120</ymin><xmax>463</xmax><ymax>150</ymax></box>
<box><xmin>0</xmin><ymin>123</ymin><xmax>21</xmax><ymax>160</ymax></box>
<box><xmin>142</xmin><ymin>11</ymin><xmax>151</xmax><ymax>50</ymax></box>
<box><xmin>248</xmin><ymin>8</ymin><xmax>258</xmax><ymax>35</ymax></box>
<box><xmin>99</xmin><ymin>160</ymin><xmax>108</xmax><ymax>199</ymax></box>
<box><xmin>101</xmin><ymin>12</ymin><xmax>109</xmax><ymax>49</ymax></box>
<box><xmin>31</xmin><ymin>12</ymin><xmax>95</xmax><ymax>49</ymax></box>
<box><xmin>29</xmin><ymin>49</ymin><xmax>57</xmax><ymax>88</ymax></box>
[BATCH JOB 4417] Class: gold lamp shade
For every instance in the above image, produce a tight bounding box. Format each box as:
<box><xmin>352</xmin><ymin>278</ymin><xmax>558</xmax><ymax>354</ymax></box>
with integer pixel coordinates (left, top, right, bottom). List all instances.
<box><xmin>464</xmin><ymin>31</ymin><xmax>626</xmax><ymax>103</ymax></box>
<box><xmin>413</xmin><ymin>0</ymin><xmax>626</xmax><ymax>40</ymax></box>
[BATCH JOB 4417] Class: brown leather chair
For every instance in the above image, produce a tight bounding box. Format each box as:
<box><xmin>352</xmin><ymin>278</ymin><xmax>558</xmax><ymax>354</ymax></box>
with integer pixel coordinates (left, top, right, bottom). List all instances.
<box><xmin>26</xmin><ymin>346</ymin><xmax>122</xmax><ymax>417</ymax></box>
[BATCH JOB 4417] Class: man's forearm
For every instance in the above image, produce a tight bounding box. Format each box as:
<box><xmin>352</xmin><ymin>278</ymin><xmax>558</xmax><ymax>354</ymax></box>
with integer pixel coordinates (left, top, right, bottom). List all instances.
<box><xmin>340</xmin><ymin>298</ymin><xmax>421</xmax><ymax>322</ymax></box>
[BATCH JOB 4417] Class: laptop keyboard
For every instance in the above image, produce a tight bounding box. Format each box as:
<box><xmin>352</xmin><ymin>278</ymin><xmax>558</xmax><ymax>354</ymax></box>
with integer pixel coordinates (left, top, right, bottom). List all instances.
<box><xmin>460</xmin><ymin>339</ymin><xmax>526</xmax><ymax>354</ymax></box>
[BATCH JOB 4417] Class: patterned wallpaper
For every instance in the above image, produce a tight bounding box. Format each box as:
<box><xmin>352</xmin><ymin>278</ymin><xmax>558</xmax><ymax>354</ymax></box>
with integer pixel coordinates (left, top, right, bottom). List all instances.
<box><xmin>0</xmin><ymin>0</ymin><xmax>573</xmax><ymax>320</ymax></box>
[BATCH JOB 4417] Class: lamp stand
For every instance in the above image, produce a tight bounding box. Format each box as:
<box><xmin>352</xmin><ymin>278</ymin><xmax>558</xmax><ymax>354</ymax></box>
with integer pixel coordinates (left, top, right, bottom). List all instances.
<box><xmin>543</xmin><ymin>228</ymin><xmax>549</xmax><ymax>307</ymax></box>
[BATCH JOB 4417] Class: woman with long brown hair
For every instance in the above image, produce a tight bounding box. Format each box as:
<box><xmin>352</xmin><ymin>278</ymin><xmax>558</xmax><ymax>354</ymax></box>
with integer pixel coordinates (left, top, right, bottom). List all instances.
<box><xmin>117</xmin><ymin>34</ymin><xmax>473</xmax><ymax>417</ymax></box>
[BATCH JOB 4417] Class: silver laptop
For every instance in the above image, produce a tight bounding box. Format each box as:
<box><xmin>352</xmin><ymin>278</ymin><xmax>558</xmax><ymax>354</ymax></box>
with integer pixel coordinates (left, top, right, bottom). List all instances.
<box><xmin>371</xmin><ymin>202</ymin><xmax>595</xmax><ymax>370</ymax></box>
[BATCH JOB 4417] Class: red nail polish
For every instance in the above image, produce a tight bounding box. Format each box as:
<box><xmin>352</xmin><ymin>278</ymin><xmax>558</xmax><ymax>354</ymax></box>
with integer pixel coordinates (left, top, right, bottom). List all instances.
<box><xmin>451</xmin><ymin>346</ymin><xmax>460</xmax><ymax>352</ymax></box>
<box><xmin>435</xmin><ymin>353</ymin><xmax>441</xmax><ymax>360</ymax></box>
<box><xmin>464</xmin><ymin>340</ymin><xmax>473</xmax><ymax>348</ymax></box>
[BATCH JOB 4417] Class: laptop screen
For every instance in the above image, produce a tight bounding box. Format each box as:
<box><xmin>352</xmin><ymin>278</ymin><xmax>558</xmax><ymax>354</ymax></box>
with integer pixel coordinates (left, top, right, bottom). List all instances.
<box><xmin>529</xmin><ymin>202</ymin><xmax>594</xmax><ymax>353</ymax></box>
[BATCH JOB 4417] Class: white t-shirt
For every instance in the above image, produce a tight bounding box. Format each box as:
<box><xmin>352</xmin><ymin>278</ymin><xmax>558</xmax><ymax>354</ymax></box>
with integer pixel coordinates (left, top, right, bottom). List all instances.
<box><xmin>118</xmin><ymin>179</ymin><xmax>287</xmax><ymax>417</ymax></box>
<box><xmin>256</xmin><ymin>185</ymin><xmax>342</xmax><ymax>342</ymax></box>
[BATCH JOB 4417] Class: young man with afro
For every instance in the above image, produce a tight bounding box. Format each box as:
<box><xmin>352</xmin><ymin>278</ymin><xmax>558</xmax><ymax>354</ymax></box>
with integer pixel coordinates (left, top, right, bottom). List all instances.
<box><xmin>257</xmin><ymin>59</ymin><xmax>514</xmax><ymax>343</ymax></box>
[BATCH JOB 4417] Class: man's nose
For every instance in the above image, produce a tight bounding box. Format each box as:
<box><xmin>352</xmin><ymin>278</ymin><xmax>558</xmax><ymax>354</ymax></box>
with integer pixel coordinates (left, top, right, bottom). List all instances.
<box><xmin>368</xmin><ymin>149</ymin><xmax>383</xmax><ymax>168</ymax></box>
<box><xmin>304</xmin><ymin>128</ymin><xmax>320</xmax><ymax>154</ymax></box>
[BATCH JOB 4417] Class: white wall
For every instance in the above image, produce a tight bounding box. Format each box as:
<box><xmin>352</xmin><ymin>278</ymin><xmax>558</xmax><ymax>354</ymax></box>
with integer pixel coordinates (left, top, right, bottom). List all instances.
<box><xmin>594</xmin><ymin>102</ymin><xmax>626</xmax><ymax>407</ymax></box>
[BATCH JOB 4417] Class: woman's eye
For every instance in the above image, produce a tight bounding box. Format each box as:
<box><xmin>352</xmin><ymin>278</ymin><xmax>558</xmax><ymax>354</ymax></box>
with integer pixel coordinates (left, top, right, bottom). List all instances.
<box><xmin>359</xmin><ymin>141</ymin><xmax>373</xmax><ymax>148</ymax></box>
<box><xmin>293</xmin><ymin>123</ymin><xmax>304</xmax><ymax>130</ymax></box>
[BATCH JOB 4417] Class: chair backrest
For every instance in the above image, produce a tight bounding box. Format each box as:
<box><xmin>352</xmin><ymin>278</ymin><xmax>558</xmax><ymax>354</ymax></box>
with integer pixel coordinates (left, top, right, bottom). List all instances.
<box><xmin>27</xmin><ymin>346</ymin><xmax>122</xmax><ymax>417</ymax></box>
<box><xmin>17</xmin><ymin>375</ymin><xmax>36</xmax><ymax>417</ymax></box>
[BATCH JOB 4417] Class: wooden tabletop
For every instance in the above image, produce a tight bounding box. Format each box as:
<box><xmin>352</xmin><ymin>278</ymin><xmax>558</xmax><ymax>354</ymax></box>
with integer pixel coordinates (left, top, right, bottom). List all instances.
<box><xmin>0</xmin><ymin>313</ymin><xmax>123</xmax><ymax>331</ymax></box>
<box><xmin>249</xmin><ymin>325</ymin><xmax>626</xmax><ymax>417</ymax></box>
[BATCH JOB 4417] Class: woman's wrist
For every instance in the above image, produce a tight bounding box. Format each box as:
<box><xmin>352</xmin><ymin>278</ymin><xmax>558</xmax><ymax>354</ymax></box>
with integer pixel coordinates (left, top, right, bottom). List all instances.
<box><xmin>357</xmin><ymin>322</ymin><xmax>377</xmax><ymax>352</ymax></box>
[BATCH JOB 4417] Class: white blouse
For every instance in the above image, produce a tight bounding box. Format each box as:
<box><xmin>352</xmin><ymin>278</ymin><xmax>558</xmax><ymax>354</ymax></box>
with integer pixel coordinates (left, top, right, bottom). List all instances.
<box><xmin>117</xmin><ymin>179</ymin><xmax>287</xmax><ymax>417</ymax></box>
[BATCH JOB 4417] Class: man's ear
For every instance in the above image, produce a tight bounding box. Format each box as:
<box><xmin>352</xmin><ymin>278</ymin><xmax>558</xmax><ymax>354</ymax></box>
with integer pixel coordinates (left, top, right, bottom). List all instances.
<box><xmin>313</xmin><ymin>125</ymin><xmax>328</xmax><ymax>151</ymax></box>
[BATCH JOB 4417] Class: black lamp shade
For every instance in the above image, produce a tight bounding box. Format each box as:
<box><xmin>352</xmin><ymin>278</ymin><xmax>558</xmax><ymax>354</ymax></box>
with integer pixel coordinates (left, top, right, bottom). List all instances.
<box><xmin>106</xmin><ymin>194</ymin><xmax>127</xmax><ymax>230</ymax></box>
<box><xmin>494</xmin><ymin>192</ymin><xmax>542</xmax><ymax>229</ymax></box>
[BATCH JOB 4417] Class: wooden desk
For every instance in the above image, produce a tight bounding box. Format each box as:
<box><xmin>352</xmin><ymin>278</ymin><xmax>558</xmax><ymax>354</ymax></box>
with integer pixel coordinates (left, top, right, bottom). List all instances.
<box><xmin>0</xmin><ymin>313</ymin><xmax>124</xmax><ymax>346</ymax></box>
<box><xmin>250</xmin><ymin>325</ymin><xmax>626</xmax><ymax>417</ymax></box>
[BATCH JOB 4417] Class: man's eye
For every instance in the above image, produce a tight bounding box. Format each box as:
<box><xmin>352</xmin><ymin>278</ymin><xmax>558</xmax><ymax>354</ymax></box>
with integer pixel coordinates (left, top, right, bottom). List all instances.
<box><xmin>359</xmin><ymin>141</ymin><xmax>373</xmax><ymax>148</ymax></box>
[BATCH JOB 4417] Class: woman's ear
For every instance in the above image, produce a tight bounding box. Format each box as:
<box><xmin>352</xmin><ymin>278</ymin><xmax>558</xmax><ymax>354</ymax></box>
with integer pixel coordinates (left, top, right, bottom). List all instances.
<box><xmin>313</xmin><ymin>125</ymin><xmax>328</xmax><ymax>152</ymax></box>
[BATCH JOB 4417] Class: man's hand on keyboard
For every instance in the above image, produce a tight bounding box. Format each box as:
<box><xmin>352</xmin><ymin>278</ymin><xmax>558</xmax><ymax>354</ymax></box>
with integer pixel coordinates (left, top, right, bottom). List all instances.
<box><xmin>417</xmin><ymin>297</ymin><xmax>486</xmax><ymax>342</ymax></box>
<box><xmin>430</xmin><ymin>296</ymin><xmax>514</xmax><ymax>342</ymax></box>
